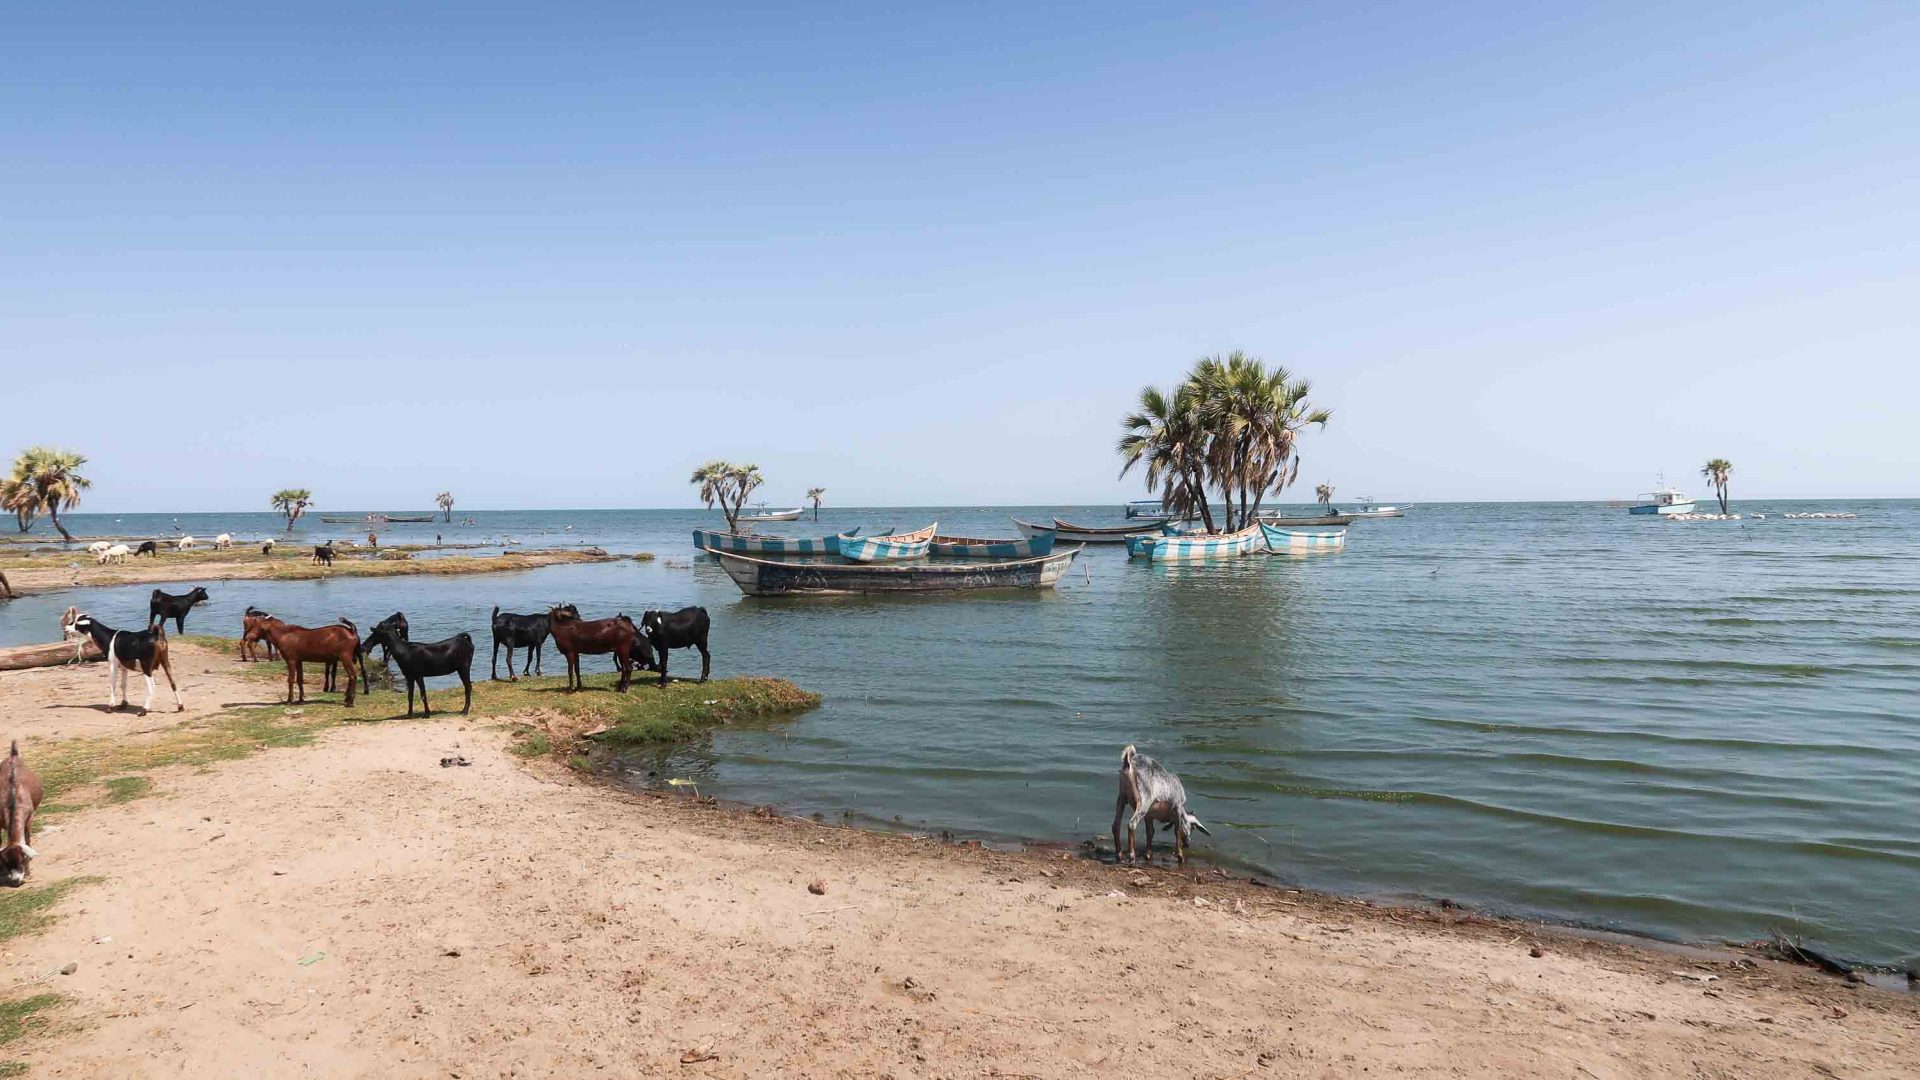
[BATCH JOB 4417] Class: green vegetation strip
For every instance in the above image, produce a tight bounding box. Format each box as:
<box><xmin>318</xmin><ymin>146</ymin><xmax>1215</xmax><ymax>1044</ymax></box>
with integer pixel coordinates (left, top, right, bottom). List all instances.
<box><xmin>0</xmin><ymin>993</ymin><xmax>60</xmax><ymax>1050</ymax></box>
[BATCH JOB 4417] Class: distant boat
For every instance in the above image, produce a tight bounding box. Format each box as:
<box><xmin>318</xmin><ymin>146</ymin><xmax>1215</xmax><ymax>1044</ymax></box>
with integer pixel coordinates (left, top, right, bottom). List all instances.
<box><xmin>1628</xmin><ymin>480</ymin><xmax>1696</xmax><ymax>516</ymax></box>
<box><xmin>1259</xmin><ymin>522</ymin><xmax>1348</xmax><ymax>552</ymax></box>
<box><xmin>384</xmin><ymin>515</ymin><xmax>436</xmax><ymax>523</ymax></box>
<box><xmin>1018</xmin><ymin>516</ymin><xmax>1166</xmax><ymax>544</ymax></box>
<box><xmin>1260</xmin><ymin>511</ymin><xmax>1356</xmax><ymax>526</ymax></box>
<box><xmin>737</xmin><ymin>506</ymin><xmax>806</xmax><ymax>523</ymax></box>
<box><xmin>838</xmin><ymin>524</ymin><xmax>938</xmax><ymax>563</ymax></box>
<box><xmin>693</xmin><ymin>527</ymin><xmax>860</xmax><ymax>556</ymax></box>
<box><xmin>1131</xmin><ymin>522</ymin><xmax>1266</xmax><ymax>562</ymax></box>
<box><xmin>712</xmin><ymin>545</ymin><xmax>1084</xmax><ymax>596</ymax></box>
<box><xmin>1124</xmin><ymin>499</ymin><xmax>1166</xmax><ymax>519</ymax></box>
<box><xmin>318</xmin><ymin>513</ymin><xmax>435</xmax><ymax>525</ymax></box>
<box><xmin>928</xmin><ymin>529</ymin><xmax>1056</xmax><ymax>558</ymax></box>
<box><xmin>1345</xmin><ymin>498</ymin><xmax>1408</xmax><ymax>519</ymax></box>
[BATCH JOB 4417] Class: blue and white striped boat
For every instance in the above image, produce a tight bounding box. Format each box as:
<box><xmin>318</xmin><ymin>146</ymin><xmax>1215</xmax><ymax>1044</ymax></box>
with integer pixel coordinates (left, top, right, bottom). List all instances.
<box><xmin>1258</xmin><ymin>522</ymin><xmax>1348</xmax><ymax>552</ymax></box>
<box><xmin>837</xmin><ymin>524</ymin><xmax>937</xmax><ymax>563</ymax></box>
<box><xmin>693</xmin><ymin>527</ymin><xmax>859</xmax><ymax>556</ymax></box>
<box><xmin>1133</xmin><ymin>522</ymin><xmax>1266</xmax><ymax>562</ymax></box>
<box><xmin>927</xmin><ymin>529</ymin><xmax>1055</xmax><ymax>558</ymax></box>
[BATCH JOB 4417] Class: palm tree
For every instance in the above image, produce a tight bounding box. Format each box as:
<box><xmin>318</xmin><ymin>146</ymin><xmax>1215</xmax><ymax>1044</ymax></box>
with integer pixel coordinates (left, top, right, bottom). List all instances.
<box><xmin>1316</xmin><ymin>483</ymin><xmax>1335</xmax><ymax>513</ymax></box>
<box><xmin>1701</xmin><ymin>459</ymin><xmax>1733</xmax><ymax>515</ymax></box>
<box><xmin>689</xmin><ymin>461</ymin><xmax>765</xmax><ymax>532</ymax></box>
<box><xmin>0</xmin><ymin>465</ymin><xmax>36</xmax><ymax>533</ymax></box>
<box><xmin>9</xmin><ymin>447</ymin><xmax>91</xmax><ymax>542</ymax></box>
<box><xmin>437</xmin><ymin>491</ymin><xmax>455</xmax><ymax>522</ymax></box>
<box><xmin>271</xmin><ymin>488</ymin><xmax>314</xmax><ymax>531</ymax></box>
<box><xmin>1117</xmin><ymin>382</ymin><xmax>1216</xmax><ymax>532</ymax></box>
<box><xmin>807</xmin><ymin>487</ymin><xmax>826</xmax><ymax>521</ymax></box>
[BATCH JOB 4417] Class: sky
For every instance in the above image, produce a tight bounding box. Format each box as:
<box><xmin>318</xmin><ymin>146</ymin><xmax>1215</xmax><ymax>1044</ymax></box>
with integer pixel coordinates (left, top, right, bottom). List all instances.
<box><xmin>3</xmin><ymin>2</ymin><xmax>1916</xmax><ymax>511</ymax></box>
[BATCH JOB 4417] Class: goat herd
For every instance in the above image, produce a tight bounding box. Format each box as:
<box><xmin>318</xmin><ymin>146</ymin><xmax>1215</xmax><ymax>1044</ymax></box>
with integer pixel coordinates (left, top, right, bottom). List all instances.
<box><xmin>58</xmin><ymin>586</ymin><xmax>716</xmax><ymax>719</ymax></box>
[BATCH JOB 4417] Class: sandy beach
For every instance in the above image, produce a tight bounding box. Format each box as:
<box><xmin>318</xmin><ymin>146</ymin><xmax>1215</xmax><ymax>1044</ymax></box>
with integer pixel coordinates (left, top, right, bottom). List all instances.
<box><xmin>3</xmin><ymin>646</ymin><xmax>1914</xmax><ymax>1078</ymax></box>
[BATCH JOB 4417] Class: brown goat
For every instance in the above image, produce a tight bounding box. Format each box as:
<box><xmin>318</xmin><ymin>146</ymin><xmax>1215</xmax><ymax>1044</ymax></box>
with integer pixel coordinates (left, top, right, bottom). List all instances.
<box><xmin>546</xmin><ymin>604</ymin><xmax>645</xmax><ymax>692</ymax></box>
<box><xmin>2</xmin><ymin>741</ymin><xmax>44</xmax><ymax>887</ymax></box>
<box><xmin>256</xmin><ymin>618</ymin><xmax>361</xmax><ymax>706</ymax></box>
<box><xmin>240</xmin><ymin>607</ymin><xmax>279</xmax><ymax>662</ymax></box>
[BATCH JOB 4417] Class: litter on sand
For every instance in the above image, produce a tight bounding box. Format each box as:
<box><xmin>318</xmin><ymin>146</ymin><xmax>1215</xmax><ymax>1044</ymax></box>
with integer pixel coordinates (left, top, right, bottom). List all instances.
<box><xmin>297</xmin><ymin>952</ymin><xmax>327</xmax><ymax>966</ymax></box>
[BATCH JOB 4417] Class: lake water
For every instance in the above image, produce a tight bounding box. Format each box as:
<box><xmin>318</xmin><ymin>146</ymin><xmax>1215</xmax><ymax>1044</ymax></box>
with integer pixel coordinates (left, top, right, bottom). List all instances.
<box><xmin>4</xmin><ymin>502</ymin><xmax>1916</xmax><ymax>966</ymax></box>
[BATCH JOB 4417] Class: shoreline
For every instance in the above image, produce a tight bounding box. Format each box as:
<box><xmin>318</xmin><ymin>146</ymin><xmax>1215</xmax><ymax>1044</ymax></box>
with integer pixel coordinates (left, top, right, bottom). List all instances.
<box><xmin>0</xmin><ymin>545</ymin><xmax>636</xmax><ymax>596</ymax></box>
<box><xmin>3</xmin><ymin>650</ymin><xmax>1916</xmax><ymax>1075</ymax></box>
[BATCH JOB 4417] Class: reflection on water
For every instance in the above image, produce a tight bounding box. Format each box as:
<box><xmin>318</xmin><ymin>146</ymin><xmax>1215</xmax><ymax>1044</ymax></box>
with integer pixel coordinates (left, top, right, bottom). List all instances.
<box><xmin>6</xmin><ymin>502</ymin><xmax>1919</xmax><ymax>964</ymax></box>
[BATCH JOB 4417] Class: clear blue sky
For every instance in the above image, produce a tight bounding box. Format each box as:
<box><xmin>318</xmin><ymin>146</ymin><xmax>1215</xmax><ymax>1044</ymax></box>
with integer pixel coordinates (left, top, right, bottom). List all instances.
<box><xmin>5</xmin><ymin>3</ymin><xmax>1915</xmax><ymax>511</ymax></box>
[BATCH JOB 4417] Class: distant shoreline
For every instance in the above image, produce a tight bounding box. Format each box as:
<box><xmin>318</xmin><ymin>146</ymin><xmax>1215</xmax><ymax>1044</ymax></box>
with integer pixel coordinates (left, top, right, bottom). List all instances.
<box><xmin>0</xmin><ymin>545</ymin><xmax>633</xmax><ymax>596</ymax></box>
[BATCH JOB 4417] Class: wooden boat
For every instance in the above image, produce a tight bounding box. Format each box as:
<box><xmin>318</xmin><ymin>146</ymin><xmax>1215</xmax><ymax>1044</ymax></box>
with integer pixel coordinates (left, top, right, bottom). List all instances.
<box><xmin>928</xmin><ymin>529</ymin><xmax>1055</xmax><ymax>558</ymax></box>
<box><xmin>1124</xmin><ymin>499</ymin><xmax>1165</xmax><ymax>518</ymax></box>
<box><xmin>1133</xmin><ymin>522</ymin><xmax>1266</xmax><ymax>562</ymax></box>
<box><xmin>1260</xmin><ymin>512</ymin><xmax>1356</xmax><ymax>526</ymax></box>
<box><xmin>384</xmin><ymin>515</ymin><xmax>436</xmax><ymax>523</ymax></box>
<box><xmin>1259</xmin><ymin>522</ymin><xmax>1348</xmax><ymax>552</ymax></box>
<box><xmin>1345</xmin><ymin>498</ymin><xmax>1408</xmax><ymax>519</ymax></box>
<box><xmin>693</xmin><ymin>527</ymin><xmax>859</xmax><ymax>556</ymax></box>
<box><xmin>1015</xmin><ymin>517</ymin><xmax>1165</xmax><ymax>544</ymax></box>
<box><xmin>712</xmin><ymin>545</ymin><xmax>1083</xmax><ymax>596</ymax></box>
<box><xmin>737</xmin><ymin>506</ymin><xmax>807</xmax><ymax>523</ymax></box>
<box><xmin>838</xmin><ymin>524</ymin><xmax>938</xmax><ymax>563</ymax></box>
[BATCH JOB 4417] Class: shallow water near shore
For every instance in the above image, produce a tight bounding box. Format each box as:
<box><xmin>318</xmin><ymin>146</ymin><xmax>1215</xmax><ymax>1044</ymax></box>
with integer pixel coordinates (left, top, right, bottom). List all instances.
<box><xmin>5</xmin><ymin>502</ymin><xmax>1918</xmax><ymax>965</ymax></box>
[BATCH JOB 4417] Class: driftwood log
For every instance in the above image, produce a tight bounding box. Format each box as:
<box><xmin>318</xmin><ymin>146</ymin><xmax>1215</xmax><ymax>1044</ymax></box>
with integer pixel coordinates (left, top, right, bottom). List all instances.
<box><xmin>0</xmin><ymin>638</ymin><xmax>103</xmax><ymax>671</ymax></box>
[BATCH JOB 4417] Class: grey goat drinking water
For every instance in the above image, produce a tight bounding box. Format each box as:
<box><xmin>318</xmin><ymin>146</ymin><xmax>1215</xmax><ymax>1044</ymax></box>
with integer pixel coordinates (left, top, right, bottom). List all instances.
<box><xmin>1113</xmin><ymin>744</ymin><xmax>1211</xmax><ymax>865</ymax></box>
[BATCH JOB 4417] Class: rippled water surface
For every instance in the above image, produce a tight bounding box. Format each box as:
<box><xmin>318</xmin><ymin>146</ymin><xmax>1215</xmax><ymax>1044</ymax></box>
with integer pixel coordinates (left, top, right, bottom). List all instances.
<box><xmin>6</xmin><ymin>502</ymin><xmax>1917</xmax><ymax>963</ymax></box>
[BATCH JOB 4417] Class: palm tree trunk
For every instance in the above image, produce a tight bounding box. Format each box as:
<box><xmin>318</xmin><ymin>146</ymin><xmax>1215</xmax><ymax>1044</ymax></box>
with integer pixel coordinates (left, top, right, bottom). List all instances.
<box><xmin>49</xmin><ymin>506</ymin><xmax>74</xmax><ymax>543</ymax></box>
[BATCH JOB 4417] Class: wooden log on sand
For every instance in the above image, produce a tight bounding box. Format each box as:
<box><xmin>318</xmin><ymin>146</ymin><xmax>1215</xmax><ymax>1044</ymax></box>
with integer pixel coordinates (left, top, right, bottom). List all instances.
<box><xmin>0</xmin><ymin>638</ymin><xmax>103</xmax><ymax>671</ymax></box>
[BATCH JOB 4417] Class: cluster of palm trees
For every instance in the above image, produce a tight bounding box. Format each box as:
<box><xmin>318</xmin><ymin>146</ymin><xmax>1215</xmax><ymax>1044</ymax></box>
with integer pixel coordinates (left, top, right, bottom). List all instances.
<box><xmin>2</xmin><ymin>447</ymin><xmax>91</xmax><ymax>541</ymax></box>
<box><xmin>1700</xmin><ymin>459</ymin><xmax>1733</xmax><ymax>515</ymax></box>
<box><xmin>1117</xmin><ymin>352</ymin><xmax>1332</xmax><ymax>533</ymax></box>
<box><xmin>690</xmin><ymin>461</ymin><xmax>765</xmax><ymax>532</ymax></box>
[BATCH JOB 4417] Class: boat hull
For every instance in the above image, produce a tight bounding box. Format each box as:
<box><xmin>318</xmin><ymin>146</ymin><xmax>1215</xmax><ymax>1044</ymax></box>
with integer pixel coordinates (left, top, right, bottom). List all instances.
<box><xmin>1016</xmin><ymin>517</ymin><xmax>1165</xmax><ymax>544</ymax></box>
<box><xmin>837</xmin><ymin>524</ymin><xmax>938</xmax><ymax>562</ymax></box>
<box><xmin>1260</xmin><ymin>513</ymin><xmax>1356</xmax><ymax>526</ymax></box>
<box><xmin>1138</xmin><ymin>523</ymin><xmax>1267</xmax><ymax>562</ymax></box>
<box><xmin>927</xmin><ymin>531</ymin><xmax>1055</xmax><ymax>558</ymax></box>
<box><xmin>713</xmin><ymin>546</ymin><xmax>1083</xmax><ymax>596</ymax></box>
<box><xmin>1258</xmin><ymin>523</ymin><xmax>1348</xmax><ymax>552</ymax></box>
<box><xmin>738</xmin><ymin>508</ymin><xmax>806</xmax><ymax>523</ymax></box>
<box><xmin>1629</xmin><ymin>502</ymin><xmax>1697</xmax><ymax>516</ymax></box>
<box><xmin>692</xmin><ymin>529</ymin><xmax>852</xmax><ymax>556</ymax></box>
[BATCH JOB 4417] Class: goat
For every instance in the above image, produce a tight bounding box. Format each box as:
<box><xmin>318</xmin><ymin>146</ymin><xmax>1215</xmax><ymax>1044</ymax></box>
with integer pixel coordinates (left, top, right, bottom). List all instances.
<box><xmin>546</xmin><ymin>604</ymin><xmax>649</xmax><ymax>692</ymax></box>
<box><xmin>213</xmin><ymin>533</ymin><xmax>233</xmax><ymax>549</ymax></box>
<box><xmin>87</xmin><ymin>540</ymin><xmax>111</xmax><ymax>558</ymax></box>
<box><xmin>357</xmin><ymin>611</ymin><xmax>409</xmax><ymax>694</ymax></box>
<box><xmin>363</xmin><ymin>622</ymin><xmax>473</xmax><ymax>716</ymax></box>
<box><xmin>311</xmin><ymin>543</ymin><xmax>334</xmax><ymax>566</ymax></box>
<box><xmin>134</xmin><ymin>540</ymin><xmax>158</xmax><ymax>557</ymax></box>
<box><xmin>489</xmin><ymin>605</ymin><xmax>550</xmax><ymax>681</ymax></box>
<box><xmin>176</xmin><ymin>536</ymin><xmax>196</xmax><ymax>551</ymax></box>
<box><xmin>149</xmin><ymin>586</ymin><xmax>211</xmax><ymax>633</ymax></box>
<box><xmin>240</xmin><ymin>607</ymin><xmax>279</xmax><ymax>662</ymax></box>
<box><xmin>1112</xmin><ymin>745</ymin><xmax>1210</xmax><ymax>866</ymax></box>
<box><xmin>639</xmin><ymin>607</ymin><xmax>711</xmax><ymax>686</ymax></box>
<box><xmin>1</xmin><ymin>742</ymin><xmax>44</xmax><ymax>887</ymax></box>
<box><xmin>64</xmin><ymin>611</ymin><xmax>185</xmax><ymax>713</ymax></box>
<box><xmin>260</xmin><ymin>539</ymin><xmax>275</xmax><ymax>555</ymax></box>
<box><xmin>97</xmin><ymin>543</ymin><xmax>132</xmax><ymax>564</ymax></box>
<box><xmin>253</xmin><ymin>617</ymin><xmax>359</xmax><ymax>706</ymax></box>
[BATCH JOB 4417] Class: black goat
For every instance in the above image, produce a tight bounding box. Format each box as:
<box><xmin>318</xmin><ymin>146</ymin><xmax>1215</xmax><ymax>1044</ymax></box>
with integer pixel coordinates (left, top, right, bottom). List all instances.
<box><xmin>312</xmin><ymin>544</ymin><xmax>334</xmax><ymax>566</ymax></box>
<box><xmin>134</xmin><ymin>540</ymin><xmax>158</xmax><ymax>557</ymax></box>
<box><xmin>362</xmin><ymin>623</ymin><xmax>473</xmax><ymax>717</ymax></box>
<box><xmin>490</xmin><ymin>606</ymin><xmax>550</xmax><ymax>681</ymax></box>
<box><xmin>356</xmin><ymin>611</ymin><xmax>409</xmax><ymax>694</ymax></box>
<box><xmin>640</xmin><ymin>607</ymin><xmax>711</xmax><ymax>686</ymax></box>
<box><xmin>149</xmin><ymin>586</ymin><xmax>211</xmax><ymax>633</ymax></box>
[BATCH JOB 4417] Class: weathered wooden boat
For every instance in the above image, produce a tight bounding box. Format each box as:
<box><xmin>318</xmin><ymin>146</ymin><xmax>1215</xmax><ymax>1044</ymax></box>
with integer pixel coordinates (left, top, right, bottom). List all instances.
<box><xmin>1015</xmin><ymin>517</ymin><xmax>1166</xmax><ymax>544</ymax></box>
<box><xmin>737</xmin><ymin>506</ymin><xmax>806</xmax><ymax>523</ymax></box>
<box><xmin>712</xmin><ymin>545</ymin><xmax>1084</xmax><ymax>596</ymax></box>
<box><xmin>692</xmin><ymin>526</ymin><xmax>860</xmax><ymax>556</ymax></box>
<box><xmin>1258</xmin><ymin>522</ymin><xmax>1348</xmax><ymax>552</ymax></box>
<box><xmin>838</xmin><ymin>524</ymin><xmax>938</xmax><ymax>563</ymax></box>
<box><xmin>1260</xmin><ymin>512</ymin><xmax>1356</xmax><ymax>526</ymax></box>
<box><xmin>1133</xmin><ymin>522</ymin><xmax>1266</xmax><ymax>562</ymax></box>
<box><xmin>927</xmin><ymin>529</ymin><xmax>1055</xmax><ymax>558</ymax></box>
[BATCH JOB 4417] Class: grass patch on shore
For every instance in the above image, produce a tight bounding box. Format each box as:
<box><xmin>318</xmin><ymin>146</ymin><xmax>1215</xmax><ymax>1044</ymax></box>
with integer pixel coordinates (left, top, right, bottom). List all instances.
<box><xmin>0</xmin><ymin>546</ymin><xmax>622</xmax><ymax>590</ymax></box>
<box><xmin>0</xmin><ymin>879</ymin><xmax>101</xmax><ymax>946</ymax></box>
<box><xmin>0</xmin><ymin>993</ymin><xmax>60</xmax><ymax>1050</ymax></box>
